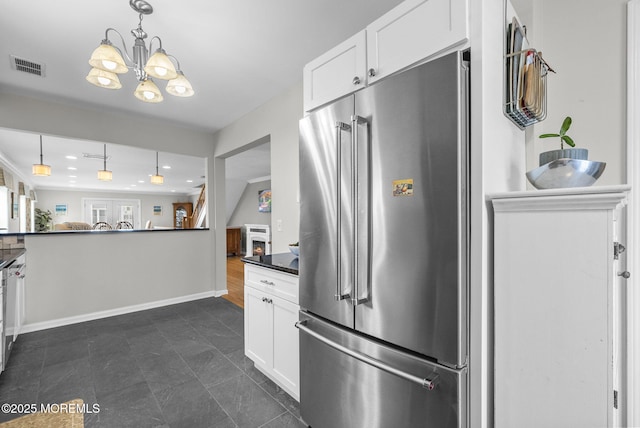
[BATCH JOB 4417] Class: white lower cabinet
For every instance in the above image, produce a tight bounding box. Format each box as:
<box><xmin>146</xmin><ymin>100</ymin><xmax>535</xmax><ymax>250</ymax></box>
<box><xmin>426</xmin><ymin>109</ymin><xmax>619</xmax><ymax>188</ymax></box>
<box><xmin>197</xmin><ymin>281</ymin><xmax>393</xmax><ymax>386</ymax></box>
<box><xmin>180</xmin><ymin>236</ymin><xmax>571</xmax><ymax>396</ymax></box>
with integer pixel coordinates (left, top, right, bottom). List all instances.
<box><xmin>244</xmin><ymin>264</ymin><xmax>300</xmax><ymax>400</ymax></box>
<box><xmin>491</xmin><ymin>186</ymin><xmax>630</xmax><ymax>428</ymax></box>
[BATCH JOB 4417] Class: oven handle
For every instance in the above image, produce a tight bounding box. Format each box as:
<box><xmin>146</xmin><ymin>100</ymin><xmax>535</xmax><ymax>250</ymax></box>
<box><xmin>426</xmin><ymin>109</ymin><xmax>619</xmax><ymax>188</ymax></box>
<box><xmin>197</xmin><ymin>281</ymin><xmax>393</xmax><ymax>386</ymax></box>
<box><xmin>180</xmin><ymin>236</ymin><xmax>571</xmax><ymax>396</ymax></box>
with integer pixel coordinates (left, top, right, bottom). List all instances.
<box><xmin>296</xmin><ymin>319</ymin><xmax>439</xmax><ymax>390</ymax></box>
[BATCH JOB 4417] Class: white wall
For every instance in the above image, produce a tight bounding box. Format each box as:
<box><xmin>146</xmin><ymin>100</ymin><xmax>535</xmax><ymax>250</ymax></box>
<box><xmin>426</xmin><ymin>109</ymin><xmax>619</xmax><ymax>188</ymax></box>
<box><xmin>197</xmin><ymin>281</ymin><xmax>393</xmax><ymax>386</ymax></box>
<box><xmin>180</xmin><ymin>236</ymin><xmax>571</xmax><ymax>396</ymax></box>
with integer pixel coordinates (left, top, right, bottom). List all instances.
<box><xmin>36</xmin><ymin>188</ymin><xmax>192</xmax><ymax>229</ymax></box>
<box><xmin>469</xmin><ymin>0</ymin><xmax>531</xmax><ymax>426</ymax></box>
<box><xmin>227</xmin><ymin>179</ymin><xmax>272</xmax><ymax>227</ymax></box>
<box><xmin>526</xmin><ymin>0</ymin><xmax>628</xmax><ymax>185</ymax></box>
<box><xmin>212</xmin><ymin>83</ymin><xmax>302</xmax><ymax>290</ymax></box>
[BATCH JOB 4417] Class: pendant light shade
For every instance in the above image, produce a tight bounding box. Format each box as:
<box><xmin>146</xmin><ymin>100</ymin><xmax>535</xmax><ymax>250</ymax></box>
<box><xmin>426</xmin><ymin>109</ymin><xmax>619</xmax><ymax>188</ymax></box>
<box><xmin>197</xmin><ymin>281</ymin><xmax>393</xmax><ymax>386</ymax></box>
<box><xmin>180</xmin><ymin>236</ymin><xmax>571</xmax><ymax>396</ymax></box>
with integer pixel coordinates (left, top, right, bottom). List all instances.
<box><xmin>32</xmin><ymin>135</ymin><xmax>51</xmax><ymax>177</ymax></box>
<box><xmin>88</xmin><ymin>42</ymin><xmax>128</xmax><ymax>74</ymax></box>
<box><xmin>134</xmin><ymin>79</ymin><xmax>163</xmax><ymax>103</ymax></box>
<box><xmin>144</xmin><ymin>49</ymin><xmax>178</xmax><ymax>80</ymax></box>
<box><xmin>98</xmin><ymin>144</ymin><xmax>112</xmax><ymax>181</ymax></box>
<box><xmin>151</xmin><ymin>151</ymin><xmax>164</xmax><ymax>184</ymax></box>
<box><xmin>86</xmin><ymin>67</ymin><xmax>122</xmax><ymax>89</ymax></box>
<box><xmin>166</xmin><ymin>71</ymin><xmax>194</xmax><ymax>97</ymax></box>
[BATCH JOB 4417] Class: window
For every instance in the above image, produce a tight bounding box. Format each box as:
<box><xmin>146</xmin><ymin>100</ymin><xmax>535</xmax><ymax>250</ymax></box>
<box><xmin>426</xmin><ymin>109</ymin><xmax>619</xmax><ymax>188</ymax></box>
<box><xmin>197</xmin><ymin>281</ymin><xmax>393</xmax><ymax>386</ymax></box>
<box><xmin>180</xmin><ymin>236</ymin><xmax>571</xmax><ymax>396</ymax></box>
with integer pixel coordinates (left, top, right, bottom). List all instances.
<box><xmin>83</xmin><ymin>198</ymin><xmax>141</xmax><ymax>229</ymax></box>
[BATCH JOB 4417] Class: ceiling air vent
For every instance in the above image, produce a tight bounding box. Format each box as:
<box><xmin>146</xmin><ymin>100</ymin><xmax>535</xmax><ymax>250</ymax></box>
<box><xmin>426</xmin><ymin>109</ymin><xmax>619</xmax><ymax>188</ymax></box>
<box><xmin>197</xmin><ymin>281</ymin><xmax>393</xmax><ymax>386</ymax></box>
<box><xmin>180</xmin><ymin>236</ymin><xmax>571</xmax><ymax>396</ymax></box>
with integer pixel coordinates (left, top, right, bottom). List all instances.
<box><xmin>10</xmin><ymin>55</ymin><xmax>46</xmax><ymax>77</ymax></box>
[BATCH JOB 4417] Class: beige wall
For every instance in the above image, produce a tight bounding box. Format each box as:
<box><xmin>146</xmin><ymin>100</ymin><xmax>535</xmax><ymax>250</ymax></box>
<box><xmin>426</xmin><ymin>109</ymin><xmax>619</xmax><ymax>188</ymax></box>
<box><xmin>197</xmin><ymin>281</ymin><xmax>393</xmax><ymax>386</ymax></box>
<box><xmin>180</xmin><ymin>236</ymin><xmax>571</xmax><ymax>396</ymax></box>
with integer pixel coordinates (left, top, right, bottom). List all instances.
<box><xmin>212</xmin><ymin>83</ymin><xmax>302</xmax><ymax>290</ymax></box>
<box><xmin>24</xmin><ymin>230</ymin><xmax>213</xmax><ymax>326</ymax></box>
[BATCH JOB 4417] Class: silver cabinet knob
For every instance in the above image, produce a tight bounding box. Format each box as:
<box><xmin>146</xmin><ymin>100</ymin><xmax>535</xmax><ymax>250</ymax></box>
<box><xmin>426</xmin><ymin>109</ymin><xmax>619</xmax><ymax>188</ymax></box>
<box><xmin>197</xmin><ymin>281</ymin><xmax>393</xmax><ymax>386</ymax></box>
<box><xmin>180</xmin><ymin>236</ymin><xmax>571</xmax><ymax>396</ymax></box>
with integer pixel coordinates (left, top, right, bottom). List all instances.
<box><xmin>368</xmin><ymin>68</ymin><xmax>377</xmax><ymax>77</ymax></box>
<box><xmin>618</xmin><ymin>271</ymin><xmax>631</xmax><ymax>279</ymax></box>
<box><xmin>352</xmin><ymin>76</ymin><xmax>361</xmax><ymax>85</ymax></box>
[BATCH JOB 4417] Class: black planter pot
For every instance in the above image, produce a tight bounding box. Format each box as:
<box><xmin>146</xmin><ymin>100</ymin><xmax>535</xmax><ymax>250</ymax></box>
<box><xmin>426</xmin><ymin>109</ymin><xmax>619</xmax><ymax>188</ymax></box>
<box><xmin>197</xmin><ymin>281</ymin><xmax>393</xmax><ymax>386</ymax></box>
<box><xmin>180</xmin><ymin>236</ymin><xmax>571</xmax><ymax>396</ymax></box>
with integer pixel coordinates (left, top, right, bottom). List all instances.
<box><xmin>539</xmin><ymin>148</ymin><xmax>588</xmax><ymax>166</ymax></box>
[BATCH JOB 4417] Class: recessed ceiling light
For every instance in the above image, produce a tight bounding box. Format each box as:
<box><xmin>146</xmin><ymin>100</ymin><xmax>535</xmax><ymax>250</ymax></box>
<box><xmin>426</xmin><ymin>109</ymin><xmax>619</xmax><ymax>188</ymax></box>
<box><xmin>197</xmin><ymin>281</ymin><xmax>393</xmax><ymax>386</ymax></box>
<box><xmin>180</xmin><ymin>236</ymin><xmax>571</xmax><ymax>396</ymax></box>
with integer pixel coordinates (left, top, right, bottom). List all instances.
<box><xmin>69</xmin><ymin>175</ymin><xmax>77</xmax><ymax>178</ymax></box>
<box><xmin>162</xmin><ymin>165</ymin><xmax>171</xmax><ymax>169</ymax></box>
<box><xmin>186</xmin><ymin>179</ymin><xmax>193</xmax><ymax>183</ymax></box>
<box><xmin>69</xmin><ymin>180</ymin><xmax>76</xmax><ymax>184</ymax></box>
<box><xmin>171</xmin><ymin>189</ymin><xmax>176</xmax><ymax>192</ymax></box>
<box><xmin>65</xmin><ymin>155</ymin><xmax>77</xmax><ymax>160</ymax></box>
<box><xmin>138</xmin><ymin>180</ymin><xmax>144</xmax><ymax>183</ymax></box>
<box><xmin>131</xmin><ymin>184</ymin><xmax>136</xmax><ymax>187</ymax></box>
<box><xmin>68</xmin><ymin>166</ymin><xmax>77</xmax><ymax>170</ymax></box>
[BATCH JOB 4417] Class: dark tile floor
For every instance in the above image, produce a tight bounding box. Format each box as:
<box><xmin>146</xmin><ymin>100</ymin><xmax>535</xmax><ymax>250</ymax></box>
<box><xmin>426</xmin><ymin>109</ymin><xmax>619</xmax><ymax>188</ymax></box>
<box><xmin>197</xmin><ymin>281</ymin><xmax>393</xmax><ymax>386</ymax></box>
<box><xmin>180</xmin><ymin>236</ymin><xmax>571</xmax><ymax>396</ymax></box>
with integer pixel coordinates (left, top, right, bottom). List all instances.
<box><xmin>0</xmin><ymin>297</ymin><xmax>306</xmax><ymax>428</ymax></box>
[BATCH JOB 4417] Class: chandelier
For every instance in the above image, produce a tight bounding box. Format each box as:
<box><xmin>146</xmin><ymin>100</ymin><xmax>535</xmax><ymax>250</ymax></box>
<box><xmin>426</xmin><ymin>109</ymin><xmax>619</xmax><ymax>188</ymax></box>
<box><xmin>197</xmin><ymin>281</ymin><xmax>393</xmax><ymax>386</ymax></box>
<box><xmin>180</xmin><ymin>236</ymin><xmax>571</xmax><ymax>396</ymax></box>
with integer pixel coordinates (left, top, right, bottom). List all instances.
<box><xmin>86</xmin><ymin>0</ymin><xmax>194</xmax><ymax>103</ymax></box>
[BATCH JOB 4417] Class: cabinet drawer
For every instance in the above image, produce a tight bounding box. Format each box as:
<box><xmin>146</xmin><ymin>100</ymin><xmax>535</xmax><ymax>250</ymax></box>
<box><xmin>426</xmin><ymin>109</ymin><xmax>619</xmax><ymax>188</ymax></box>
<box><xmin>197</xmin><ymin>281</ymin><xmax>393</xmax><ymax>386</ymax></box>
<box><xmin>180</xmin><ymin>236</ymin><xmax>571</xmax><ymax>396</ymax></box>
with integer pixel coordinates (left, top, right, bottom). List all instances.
<box><xmin>245</xmin><ymin>265</ymin><xmax>299</xmax><ymax>304</ymax></box>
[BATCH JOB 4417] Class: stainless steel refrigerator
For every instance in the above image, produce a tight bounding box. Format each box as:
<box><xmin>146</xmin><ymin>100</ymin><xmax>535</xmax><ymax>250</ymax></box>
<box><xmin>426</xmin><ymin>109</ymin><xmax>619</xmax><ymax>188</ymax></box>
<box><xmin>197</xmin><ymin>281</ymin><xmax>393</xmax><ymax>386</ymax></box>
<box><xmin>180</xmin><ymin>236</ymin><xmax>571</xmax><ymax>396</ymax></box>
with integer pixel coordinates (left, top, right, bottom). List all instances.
<box><xmin>297</xmin><ymin>50</ymin><xmax>469</xmax><ymax>428</ymax></box>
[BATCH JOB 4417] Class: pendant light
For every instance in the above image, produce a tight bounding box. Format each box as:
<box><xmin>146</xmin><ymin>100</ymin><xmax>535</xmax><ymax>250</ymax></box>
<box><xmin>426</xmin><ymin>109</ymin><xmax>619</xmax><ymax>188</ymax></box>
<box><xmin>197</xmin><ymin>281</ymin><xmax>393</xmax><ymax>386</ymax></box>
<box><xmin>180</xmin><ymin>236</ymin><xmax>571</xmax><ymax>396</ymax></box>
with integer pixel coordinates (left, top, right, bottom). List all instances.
<box><xmin>150</xmin><ymin>151</ymin><xmax>164</xmax><ymax>184</ymax></box>
<box><xmin>97</xmin><ymin>144</ymin><xmax>113</xmax><ymax>181</ymax></box>
<box><xmin>32</xmin><ymin>135</ymin><xmax>51</xmax><ymax>176</ymax></box>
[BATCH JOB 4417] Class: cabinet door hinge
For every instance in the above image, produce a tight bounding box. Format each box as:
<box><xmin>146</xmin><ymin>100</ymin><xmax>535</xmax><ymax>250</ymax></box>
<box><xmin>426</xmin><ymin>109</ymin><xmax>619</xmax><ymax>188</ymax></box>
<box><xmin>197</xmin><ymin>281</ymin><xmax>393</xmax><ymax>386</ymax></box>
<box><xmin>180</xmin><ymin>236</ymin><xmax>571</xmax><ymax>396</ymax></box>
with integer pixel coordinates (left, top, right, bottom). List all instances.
<box><xmin>614</xmin><ymin>242</ymin><xmax>626</xmax><ymax>260</ymax></box>
<box><xmin>614</xmin><ymin>390</ymin><xmax>618</xmax><ymax>409</ymax></box>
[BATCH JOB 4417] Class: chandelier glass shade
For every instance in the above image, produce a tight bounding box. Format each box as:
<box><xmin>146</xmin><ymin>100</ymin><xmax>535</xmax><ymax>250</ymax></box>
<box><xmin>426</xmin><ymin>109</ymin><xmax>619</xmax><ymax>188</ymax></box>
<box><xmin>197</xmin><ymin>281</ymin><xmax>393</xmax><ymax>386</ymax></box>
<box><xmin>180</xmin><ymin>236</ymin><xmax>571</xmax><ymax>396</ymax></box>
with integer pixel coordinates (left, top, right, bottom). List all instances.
<box><xmin>166</xmin><ymin>71</ymin><xmax>194</xmax><ymax>97</ymax></box>
<box><xmin>151</xmin><ymin>151</ymin><xmax>164</xmax><ymax>184</ymax></box>
<box><xmin>85</xmin><ymin>67</ymin><xmax>122</xmax><ymax>89</ymax></box>
<box><xmin>86</xmin><ymin>0</ymin><xmax>193</xmax><ymax>103</ymax></box>
<box><xmin>32</xmin><ymin>135</ymin><xmax>51</xmax><ymax>177</ymax></box>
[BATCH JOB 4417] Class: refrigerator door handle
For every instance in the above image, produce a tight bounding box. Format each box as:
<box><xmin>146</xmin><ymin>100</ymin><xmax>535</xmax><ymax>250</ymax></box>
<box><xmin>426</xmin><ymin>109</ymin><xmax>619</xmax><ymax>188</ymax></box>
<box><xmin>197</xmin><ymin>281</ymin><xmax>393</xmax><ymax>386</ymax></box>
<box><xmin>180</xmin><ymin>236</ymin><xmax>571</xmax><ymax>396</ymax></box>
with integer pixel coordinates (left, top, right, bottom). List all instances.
<box><xmin>335</xmin><ymin>121</ymin><xmax>352</xmax><ymax>301</ymax></box>
<box><xmin>296</xmin><ymin>320</ymin><xmax>439</xmax><ymax>390</ymax></box>
<box><xmin>351</xmin><ymin>115</ymin><xmax>369</xmax><ymax>306</ymax></box>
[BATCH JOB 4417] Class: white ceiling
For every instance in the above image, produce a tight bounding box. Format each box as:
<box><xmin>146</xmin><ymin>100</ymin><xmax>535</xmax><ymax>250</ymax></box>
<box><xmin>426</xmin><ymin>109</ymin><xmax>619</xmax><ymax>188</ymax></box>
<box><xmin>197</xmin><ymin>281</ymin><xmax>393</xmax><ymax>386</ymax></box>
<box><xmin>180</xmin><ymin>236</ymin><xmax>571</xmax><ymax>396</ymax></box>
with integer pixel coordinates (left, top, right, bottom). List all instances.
<box><xmin>0</xmin><ymin>0</ymin><xmax>404</xmax><ymax>193</ymax></box>
<box><xmin>0</xmin><ymin>127</ymin><xmax>206</xmax><ymax>195</ymax></box>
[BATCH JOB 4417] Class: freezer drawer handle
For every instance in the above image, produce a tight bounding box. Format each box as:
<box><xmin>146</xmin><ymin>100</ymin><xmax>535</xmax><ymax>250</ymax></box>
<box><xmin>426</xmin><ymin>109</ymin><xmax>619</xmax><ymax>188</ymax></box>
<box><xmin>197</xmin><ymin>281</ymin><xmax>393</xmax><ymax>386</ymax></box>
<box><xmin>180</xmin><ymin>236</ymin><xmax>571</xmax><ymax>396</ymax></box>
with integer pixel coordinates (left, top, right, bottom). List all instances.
<box><xmin>296</xmin><ymin>320</ymin><xmax>439</xmax><ymax>391</ymax></box>
<box><xmin>259</xmin><ymin>279</ymin><xmax>275</xmax><ymax>286</ymax></box>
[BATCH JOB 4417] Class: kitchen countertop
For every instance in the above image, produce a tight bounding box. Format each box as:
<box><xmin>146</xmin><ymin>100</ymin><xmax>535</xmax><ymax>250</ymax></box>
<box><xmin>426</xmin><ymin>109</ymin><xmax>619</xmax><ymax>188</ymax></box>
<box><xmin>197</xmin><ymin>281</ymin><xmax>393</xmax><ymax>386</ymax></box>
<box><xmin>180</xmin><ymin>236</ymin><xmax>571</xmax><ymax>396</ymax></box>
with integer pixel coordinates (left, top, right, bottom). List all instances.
<box><xmin>0</xmin><ymin>248</ymin><xmax>26</xmax><ymax>270</ymax></box>
<box><xmin>242</xmin><ymin>252</ymin><xmax>299</xmax><ymax>275</ymax></box>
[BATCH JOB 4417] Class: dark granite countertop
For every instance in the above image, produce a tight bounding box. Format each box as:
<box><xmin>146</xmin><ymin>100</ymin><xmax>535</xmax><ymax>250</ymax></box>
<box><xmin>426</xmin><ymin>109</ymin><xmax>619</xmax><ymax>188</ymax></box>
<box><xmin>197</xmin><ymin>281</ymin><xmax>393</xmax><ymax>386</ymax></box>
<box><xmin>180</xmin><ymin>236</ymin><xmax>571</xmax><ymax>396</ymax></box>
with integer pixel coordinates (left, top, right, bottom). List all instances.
<box><xmin>0</xmin><ymin>248</ymin><xmax>26</xmax><ymax>270</ymax></box>
<box><xmin>242</xmin><ymin>252</ymin><xmax>299</xmax><ymax>275</ymax></box>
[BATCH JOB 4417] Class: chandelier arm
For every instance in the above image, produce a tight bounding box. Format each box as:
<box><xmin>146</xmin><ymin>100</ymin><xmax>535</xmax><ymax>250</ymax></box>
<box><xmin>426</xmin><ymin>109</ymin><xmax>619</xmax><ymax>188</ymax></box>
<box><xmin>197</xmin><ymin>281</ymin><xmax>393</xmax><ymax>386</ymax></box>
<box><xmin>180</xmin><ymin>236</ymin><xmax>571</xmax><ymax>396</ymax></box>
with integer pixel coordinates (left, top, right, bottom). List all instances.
<box><xmin>104</xmin><ymin>28</ymin><xmax>135</xmax><ymax>66</ymax></box>
<box><xmin>167</xmin><ymin>54</ymin><xmax>181</xmax><ymax>71</ymax></box>
<box><xmin>149</xmin><ymin>35</ymin><xmax>164</xmax><ymax>53</ymax></box>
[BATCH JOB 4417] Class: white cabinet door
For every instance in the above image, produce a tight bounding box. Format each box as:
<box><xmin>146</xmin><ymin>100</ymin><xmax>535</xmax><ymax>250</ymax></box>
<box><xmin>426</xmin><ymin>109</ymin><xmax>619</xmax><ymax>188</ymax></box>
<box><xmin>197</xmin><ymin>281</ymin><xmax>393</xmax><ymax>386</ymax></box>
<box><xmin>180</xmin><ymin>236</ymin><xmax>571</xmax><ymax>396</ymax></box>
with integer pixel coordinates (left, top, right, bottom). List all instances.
<box><xmin>271</xmin><ymin>295</ymin><xmax>300</xmax><ymax>400</ymax></box>
<box><xmin>303</xmin><ymin>30</ymin><xmax>366</xmax><ymax>112</ymax></box>
<box><xmin>244</xmin><ymin>286</ymin><xmax>273</xmax><ymax>370</ymax></box>
<box><xmin>244</xmin><ymin>263</ymin><xmax>300</xmax><ymax>400</ymax></box>
<box><xmin>491</xmin><ymin>187</ymin><xmax>629</xmax><ymax>428</ymax></box>
<box><xmin>366</xmin><ymin>0</ymin><xmax>468</xmax><ymax>84</ymax></box>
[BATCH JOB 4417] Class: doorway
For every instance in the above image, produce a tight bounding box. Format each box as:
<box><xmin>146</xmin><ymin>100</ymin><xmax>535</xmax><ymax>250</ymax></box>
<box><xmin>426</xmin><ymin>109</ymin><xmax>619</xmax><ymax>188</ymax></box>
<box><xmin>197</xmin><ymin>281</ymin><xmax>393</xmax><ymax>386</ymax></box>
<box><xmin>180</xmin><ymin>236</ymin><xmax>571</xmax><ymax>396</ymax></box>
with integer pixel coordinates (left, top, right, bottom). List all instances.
<box><xmin>223</xmin><ymin>139</ymin><xmax>271</xmax><ymax>308</ymax></box>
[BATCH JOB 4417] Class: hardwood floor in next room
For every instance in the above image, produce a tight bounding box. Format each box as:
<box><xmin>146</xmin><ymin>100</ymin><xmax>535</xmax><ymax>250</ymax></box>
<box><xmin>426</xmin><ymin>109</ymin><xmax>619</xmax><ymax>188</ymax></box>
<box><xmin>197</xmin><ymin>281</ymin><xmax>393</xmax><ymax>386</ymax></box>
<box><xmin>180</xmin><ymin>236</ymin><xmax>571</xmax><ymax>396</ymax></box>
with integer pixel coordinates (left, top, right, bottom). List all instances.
<box><xmin>224</xmin><ymin>256</ymin><xmax>245</xmax><ymax>309</ymax></box>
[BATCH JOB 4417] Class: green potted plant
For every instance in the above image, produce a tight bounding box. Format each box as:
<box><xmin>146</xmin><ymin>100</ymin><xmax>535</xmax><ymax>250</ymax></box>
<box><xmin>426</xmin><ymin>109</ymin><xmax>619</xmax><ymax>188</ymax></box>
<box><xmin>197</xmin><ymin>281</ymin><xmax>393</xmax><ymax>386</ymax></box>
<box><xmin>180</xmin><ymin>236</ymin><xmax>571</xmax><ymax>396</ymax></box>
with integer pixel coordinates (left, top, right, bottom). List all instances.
<box><xmin>34</xmin><ymin>208</ymin><xmax>53</xmax><ymax>232</ymax></box>
<box><xmin>538</xmin><ymin>116</ymin><xmax>588</xmax><ymax>166</ymax></box>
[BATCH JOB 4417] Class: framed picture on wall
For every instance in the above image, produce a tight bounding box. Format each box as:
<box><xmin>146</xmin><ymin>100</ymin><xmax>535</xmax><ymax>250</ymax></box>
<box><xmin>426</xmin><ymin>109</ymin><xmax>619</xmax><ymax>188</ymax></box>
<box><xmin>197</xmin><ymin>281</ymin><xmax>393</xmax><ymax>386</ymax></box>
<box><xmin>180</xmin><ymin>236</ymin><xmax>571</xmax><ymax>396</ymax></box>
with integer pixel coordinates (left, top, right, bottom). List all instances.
<box><xmin>153</xmin><ymin>205</ymin><xmax>163</xmax><ymax>216</ymax></box>
<box><xmin>55</xmin><ymin>204</ymin><xmax>68</xmax><ymax>216</ymax></box>
<box><xmin>258</xmin><ymin>189</ymin><xmax>271</xmax><ymax>213</ymax></box>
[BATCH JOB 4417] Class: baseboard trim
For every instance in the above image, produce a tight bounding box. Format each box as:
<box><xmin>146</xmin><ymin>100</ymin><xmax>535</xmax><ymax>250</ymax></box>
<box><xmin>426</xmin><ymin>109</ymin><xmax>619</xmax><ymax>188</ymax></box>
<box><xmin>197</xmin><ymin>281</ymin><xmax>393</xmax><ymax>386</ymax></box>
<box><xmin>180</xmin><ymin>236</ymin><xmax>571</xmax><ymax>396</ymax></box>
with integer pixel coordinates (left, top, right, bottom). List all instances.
<box><xmin>21</xmin><ymin>289</ymin><xmax>228</xmax><ymax>333</ymax></box>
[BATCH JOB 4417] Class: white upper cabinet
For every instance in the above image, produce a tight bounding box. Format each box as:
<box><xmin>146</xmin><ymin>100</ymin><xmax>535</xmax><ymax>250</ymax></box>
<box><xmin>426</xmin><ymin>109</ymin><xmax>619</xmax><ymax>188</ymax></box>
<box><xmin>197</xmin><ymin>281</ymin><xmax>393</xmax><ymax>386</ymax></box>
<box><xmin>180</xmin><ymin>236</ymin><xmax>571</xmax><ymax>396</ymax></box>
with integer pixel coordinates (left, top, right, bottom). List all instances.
<box><xmin>303</xmin><ymin>31</ymin><xmax>366</xmax><ymax>112</ymax></box>
<box><xmin>366</xmin><ymin>0</ymin><xmax>468</xmax><ymax>84</ymax></box>
<box><xmin>303</xmin><ymin>0</ymin><xmax>468</xmax><ymax>112</ymax></box>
